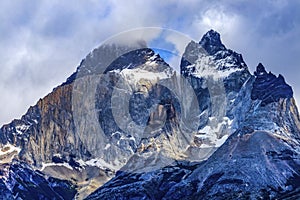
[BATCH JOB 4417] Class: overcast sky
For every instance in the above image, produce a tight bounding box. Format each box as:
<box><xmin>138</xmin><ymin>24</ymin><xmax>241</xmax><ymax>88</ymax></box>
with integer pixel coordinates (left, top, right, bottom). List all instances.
<box><xmin>0</xmin><ymin>0</ymin><xmax>300</xmax><ymax>125</ymax></box>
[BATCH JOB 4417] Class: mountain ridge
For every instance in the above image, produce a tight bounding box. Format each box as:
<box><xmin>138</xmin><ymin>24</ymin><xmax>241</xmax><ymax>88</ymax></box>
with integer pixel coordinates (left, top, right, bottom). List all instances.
<box><xmin>0</xmin><ymin>30</ymin><xmax>299</xmax><ymax>199</ymax></box>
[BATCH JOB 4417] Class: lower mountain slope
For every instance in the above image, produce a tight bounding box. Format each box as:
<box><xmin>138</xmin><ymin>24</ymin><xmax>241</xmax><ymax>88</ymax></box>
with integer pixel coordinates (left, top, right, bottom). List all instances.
<box><xmin>0</xmin><ymin>161</ymin><xmax>76</xmax><ymax>199</ymax></box>
<box><xmin>86</xmin><ymin>129</ymin><xmax>300</xmax><ymax>200</ymax></box>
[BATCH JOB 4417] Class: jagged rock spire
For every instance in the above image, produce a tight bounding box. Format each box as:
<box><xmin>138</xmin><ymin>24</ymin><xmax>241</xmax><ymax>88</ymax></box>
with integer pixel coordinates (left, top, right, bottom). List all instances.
<box><xmin>252</xmin><ymin>63</ymin><xmax>293</xmax><ymax>105</ymax></box>
<box><xmin>254</xmin><ymin>63</ymin><xmax>267</xmax><ymax>76</ymax></box>
<box><xmin>199</xmin><ymin>29</ymin><xmax>226</xmax><ymax>55</ymax></box>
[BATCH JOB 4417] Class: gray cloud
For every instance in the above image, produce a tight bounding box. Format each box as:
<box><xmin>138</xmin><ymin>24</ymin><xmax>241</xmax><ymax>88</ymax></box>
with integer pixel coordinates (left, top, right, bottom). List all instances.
<box><xmin>0</xmin><ymin>0</ymin><xmax>300</xmax><ymax>124</ymax></box>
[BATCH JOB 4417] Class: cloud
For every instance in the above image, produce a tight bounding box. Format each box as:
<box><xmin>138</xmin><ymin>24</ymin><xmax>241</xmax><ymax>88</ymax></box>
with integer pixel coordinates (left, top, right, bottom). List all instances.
<box><xmin>194</xmin><ymin>5</ymin><xmax>241</xmax><ymax>35</ymax></box>
<box><xmin>105</xmin><ymin>28</ymin><xmax>162</xmax><ymax>46</ymax></box>
<box><xmin>0</xmin><ymin>0</ymin><xmax>300</xmax><ymax>124</ymax></box>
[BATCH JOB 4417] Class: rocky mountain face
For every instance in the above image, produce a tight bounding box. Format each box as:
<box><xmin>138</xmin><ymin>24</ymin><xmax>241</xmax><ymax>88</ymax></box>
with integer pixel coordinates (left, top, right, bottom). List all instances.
<box><xmin>180</xmin><ymin>30</ymin><xmax>252</xmax><ymax>160</ymax></box>
<box><xmin>0</xmin><ymin>30</ymin><xmax>300</xmax><ymax>199</ymax></box>
<box><xmin>86</xmin><ymin>31</ymin><xmax>300</xmax><ymax>199</ymax></box>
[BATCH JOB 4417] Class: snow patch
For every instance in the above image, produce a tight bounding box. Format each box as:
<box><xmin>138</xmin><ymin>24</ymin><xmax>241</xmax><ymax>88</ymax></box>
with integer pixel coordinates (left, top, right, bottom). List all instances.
<box><xmin>76</xmin><ymin>159</ymin><xmax>87</xmax><ymax>167</ymax></box>
<box><xmin>0</xmin><ymin>144</ymin><xmax>21</xmax><ymax>164</ymax></box>
<box><xmin>41</xmin><ymin>162</ymin><xmax>73</xmax><ymax>171</ymax></box>
<box><xmin>85</xmin><ymin>158</ymin><xmax>122</xmax><ymax>171</ymax></box>
<box><xmin>188</xmin><ymin>53</ymin><xmax>244</xmax><ymax>80</ymax></box>
<box><xmin>72</xmin><ymin>157</ymin><xmax>123</xmax><ymax>172</ymax></box>
<box><xmin>15</xmin><ymin>124</ymin><xmax>30</xmax><ymax>135</ymax></box>
<box><xmin>0</xmin><ymin>144</ymin><xmax>21</xmax><ymax>156</ymax></box>
<box><xmin>196</xmin><ymin>117</ymin><xmax>232</xmax><ymax>148</ymax></box>
<box><xmin>104</xmin><ymin>144</ymin><xmax>111</xmax><ymax>150</ymax></box>
<box><xmin>215</xmin><ymin>135</ymin><xmax>229</xmax><ymax>147</ymax></box>
<box><xmin>120</xmin><ymin>68</ymin><xmax>171</xmax><ymax>85</ymax></box>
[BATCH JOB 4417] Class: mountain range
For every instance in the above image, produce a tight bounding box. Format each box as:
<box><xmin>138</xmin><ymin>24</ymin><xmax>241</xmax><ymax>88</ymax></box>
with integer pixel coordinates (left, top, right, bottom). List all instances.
<box><xmin>0</xmin><ymin>30</ymin><xmax>300</xmax><ymax>200</ymax></box>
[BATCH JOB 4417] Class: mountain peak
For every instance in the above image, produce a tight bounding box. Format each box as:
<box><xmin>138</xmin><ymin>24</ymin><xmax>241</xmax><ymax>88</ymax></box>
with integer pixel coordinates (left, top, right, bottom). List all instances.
<box><xmin>254</xmin><ymin>62</ymin><xmax>267</xmax><ymax>76</ymax></box>
<box><xmin>199</xmin><ymin>29</ymin><xmax>226</xmax><ymax>55</ymax></box>
<box><xmin>252</xmin><ymin>63</ymin><xmax>293</xmax><ymax>105</ymax></box>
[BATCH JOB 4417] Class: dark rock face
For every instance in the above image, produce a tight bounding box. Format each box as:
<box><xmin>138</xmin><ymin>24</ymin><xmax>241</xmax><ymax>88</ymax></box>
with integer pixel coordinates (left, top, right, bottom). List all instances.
<box><xmin>252</xmin><ymin>63</ymin><xmax>293</xmax><ymax>106</ymax></box>
<box><xmin>164</xmin><ymin>130</ymin><xmax>300</xmax><ymax>200</ymax></box>
<box><xmin>95</xmin><ymin>48</ymin><xmax>174</xmax><ymax>137</ymax></box>
<box><xmin>199</xmin><ymin>29</ymin><xmax>226</xmax><ymax>55</ymax></box>
<box><xmin>86</xmin><ymin>161</ymin><xmax>200</xmax><ymax>200</ymax></box>
<box><xmin>181</xmin><ymin>29</ymin><xmax>250</xmax><ymax>101</ymax></box>
<box><xmin>179</xmin><ymin>29</ymin><xmax>251</xmax><ymax>154</ymax></box>
<box><xmin>0</xmin><ymin>105</ymin><xmax>41</xmax><ymax>149</ymax></box>
<box><xmin>104</xmin><ymin>48</ymin><xmax>166</xmax><ymax>73</ymax></box>
<box><xmin>0</xmin><ymin>161</ymin><xmax>76</xmax><ymax>199</ymax></box>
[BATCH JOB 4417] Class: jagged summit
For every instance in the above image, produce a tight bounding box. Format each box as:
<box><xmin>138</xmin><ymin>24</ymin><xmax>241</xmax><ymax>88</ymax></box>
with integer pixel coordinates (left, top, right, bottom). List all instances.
<box><xmin>78</xmin><ymin>41</ymin><xmax>151</xmax><ymax>75</ymax></box>
<box><xmin>254</xmin><ymin>62</ymin><xmax>267</xmax><ymax>76</ymax></box>
<box><xmin>199</xmin><ymin>29</ymin><xmax>226</xmax><ymax>55</ymax></box>
<box><xmin>103</xmin><ymin>48</ymin><xmax>168</xmax><ymax>73</ymax></box>
<box><xmin>252</xmin><ymin>62</ymin><xmax>293</xmax><ymax>105</ymax></box>
<box><xmin>63</xmin><ymin>41</ymin><xmax>149</xmax><ymax>85</ymax></box>
<box><xmin>181</xmin><ymin>30</ymin><xmax>248</xmax><ymax>79</ymax></box>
